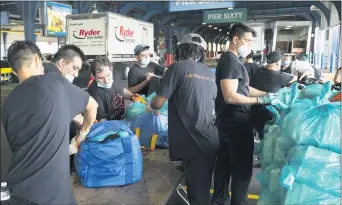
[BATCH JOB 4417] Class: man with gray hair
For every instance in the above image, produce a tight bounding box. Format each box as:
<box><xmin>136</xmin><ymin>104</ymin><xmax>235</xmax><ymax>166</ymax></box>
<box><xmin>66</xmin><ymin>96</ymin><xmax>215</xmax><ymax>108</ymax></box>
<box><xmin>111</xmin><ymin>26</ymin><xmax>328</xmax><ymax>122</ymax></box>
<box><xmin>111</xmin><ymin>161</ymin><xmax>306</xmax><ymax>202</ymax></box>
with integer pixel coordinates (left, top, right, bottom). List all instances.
<box><xmin>149</xmin><ymin>33</ymin><xmax>219</xmax><ymax>205</ymax></box>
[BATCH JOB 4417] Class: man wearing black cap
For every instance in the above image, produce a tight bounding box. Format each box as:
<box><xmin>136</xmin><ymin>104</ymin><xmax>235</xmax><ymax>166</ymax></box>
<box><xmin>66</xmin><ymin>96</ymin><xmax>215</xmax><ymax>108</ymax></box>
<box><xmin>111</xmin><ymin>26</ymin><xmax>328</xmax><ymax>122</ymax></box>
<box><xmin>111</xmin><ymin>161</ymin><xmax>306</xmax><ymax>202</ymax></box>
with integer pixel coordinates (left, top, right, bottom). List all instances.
<box><xmin>250</xmin><ymin>51</ymin><xmax>296</xmax><ymax>93</ymax></box>
<box><xmin>128</xmin><ymin>44</ymin><xmax>166</xmax><ymax>96</ymax></box>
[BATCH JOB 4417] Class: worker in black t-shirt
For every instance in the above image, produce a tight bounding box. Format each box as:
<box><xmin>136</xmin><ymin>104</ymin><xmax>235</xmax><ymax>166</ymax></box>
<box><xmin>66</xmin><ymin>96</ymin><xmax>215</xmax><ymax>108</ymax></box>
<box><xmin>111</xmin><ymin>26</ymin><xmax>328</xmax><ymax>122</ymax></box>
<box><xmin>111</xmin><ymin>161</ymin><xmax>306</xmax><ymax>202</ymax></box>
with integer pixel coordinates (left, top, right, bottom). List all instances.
<box><xmin>149</xmin><ymin>33</ymin><xmax>219</xmax><ymax>205</ymax></box>
<box><xmin>250</xmin><ymin>52</ymin><xmax>296</xmax><ymax>93</ymax></box>
<box><xmin>128</xmin><ymin>44</ymin><xmax>167</xmax><ymax>96</ymax></box>
<box><xmin>88</xmin><ymin>56</ymin><xmax>140</xmax><ymax>121</ymax></box>
<box><xmin>213</xmin><ymin>23</ymin><xmax>277</xmax><ymax>205</ymax></box>
<box><xmin>2</xmin><ymin>41</ymin><xmax>98</xmax><ymax>205</ymax></box>
<box><xmin>249</xmin><ymin>52</ymin><xmax>296</xmax><ymax>141</ymax></box>
<box><xmin>243</xmin><ymin>51</ymin><xmax>262</xmax><ymax>81</ymax></box>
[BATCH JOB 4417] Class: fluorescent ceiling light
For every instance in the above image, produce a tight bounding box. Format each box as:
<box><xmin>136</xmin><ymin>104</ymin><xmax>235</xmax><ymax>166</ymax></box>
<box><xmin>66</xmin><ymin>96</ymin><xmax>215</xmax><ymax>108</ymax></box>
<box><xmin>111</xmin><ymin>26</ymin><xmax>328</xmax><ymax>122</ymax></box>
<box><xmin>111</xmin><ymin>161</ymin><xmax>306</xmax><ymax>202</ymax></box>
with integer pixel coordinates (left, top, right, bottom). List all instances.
<box><xmin>214</xmin><ymin>27</ymin><xmax>218</xmax><ymax>29</ymax></box>
<box><xmin>208</xmin><ymin>25</ymin><xmax>212</xmax><ymax>27</ymax></box>
<box><xmin>219</xmin><ymin>29</ymin><xmax>222</xmax><ymax>31</ymax></box>
<box><xmin>286</xmin><ymin>25</ymin><xmax>292</xmax><ymax>28</ymax></box>
<box><xmin>202</xmin><ymin>22</ymin><xmax>206</xmax><ymax>25</ymax></box>
<box><xmin>228</xmin><ymin>7</ymin><xmax>233</xmax><ymax>10</ymax></box>
<box><xmin>285</xmin><ymin>27</ymin><xmax>291</xmax><ymax>30</ymax></box>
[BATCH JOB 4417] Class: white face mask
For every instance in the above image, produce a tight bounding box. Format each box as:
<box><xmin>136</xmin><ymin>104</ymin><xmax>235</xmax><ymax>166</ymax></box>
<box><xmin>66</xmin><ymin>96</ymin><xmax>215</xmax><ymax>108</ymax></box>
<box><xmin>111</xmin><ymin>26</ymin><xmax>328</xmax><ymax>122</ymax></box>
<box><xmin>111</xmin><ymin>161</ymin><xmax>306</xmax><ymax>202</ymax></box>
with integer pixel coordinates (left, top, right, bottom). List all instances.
<box><xmin>237</xmin><ymin>45</ymin><xmax>252</xmax><ymax>58</ymax></box>
<box><xmin>65</xmin><ymin>74</ymin><xmax>75</xmax><ymax>83</ymax></box>
<box><xmin>97</xmin><ymin>81</ymin><xmax>113</xmax><ymax>89</ymax></box>
<box><xmin>140</xmin><ymin>58</ymin><xmax>150</xmax><ymax>67</ymax></box>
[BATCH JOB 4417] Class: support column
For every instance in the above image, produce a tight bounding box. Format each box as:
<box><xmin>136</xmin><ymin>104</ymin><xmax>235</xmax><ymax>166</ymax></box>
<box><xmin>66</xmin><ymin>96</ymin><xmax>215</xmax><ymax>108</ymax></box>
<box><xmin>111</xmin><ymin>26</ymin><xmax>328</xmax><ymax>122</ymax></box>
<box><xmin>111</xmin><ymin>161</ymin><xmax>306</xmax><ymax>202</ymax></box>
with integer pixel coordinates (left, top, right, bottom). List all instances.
<box><xmin>153</xmin><ymin>23</ymin><xmax>160</xmax><ymax>53</ymax></box>
<box><xmin>165</xmin><ymin>23</ymin><xmax>174</xmax><ymax>66</ymax></box>
<box><xmin>2</xmin><ymin>32</ymin><xmax>7</xmax><ymax>57</ymax></box>
<box><xmin>210</xmin><ymin>41</ymin><xmax>214</xmax><ymax>59</ymax></box>
<box><xmin>16</xmin><ymin>2</ymin><xmax>40</xmax><ymax>42</ymax></box>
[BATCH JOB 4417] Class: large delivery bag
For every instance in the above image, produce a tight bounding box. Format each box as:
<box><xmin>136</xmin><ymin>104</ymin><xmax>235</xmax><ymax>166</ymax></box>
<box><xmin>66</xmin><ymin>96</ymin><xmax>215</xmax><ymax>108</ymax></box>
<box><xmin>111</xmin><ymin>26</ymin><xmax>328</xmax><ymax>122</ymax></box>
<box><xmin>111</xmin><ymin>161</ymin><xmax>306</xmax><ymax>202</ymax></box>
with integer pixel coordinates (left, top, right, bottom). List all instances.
<box><xmin>281</xmin><ymin>102</ymin><xmax>341</xmax><ymax>153</ymax></box>
<box><xmin>133</xmin><ymin>112</ymin><xmax>169</xmax><ymax>148</ymax></box>
<box><xmin>282</xmin><ymin>182</ymin><xmax>340</xmax><ymax>205</ymax></box>
<box><xmin>75</xmin><ymin>120</ymin><xmax>143</xmax><ymax>188</ymax></box>
<box><xmin>280</xmin><ymin>146</ymin><xmax>340</xmax><ymax>198</ymax></box>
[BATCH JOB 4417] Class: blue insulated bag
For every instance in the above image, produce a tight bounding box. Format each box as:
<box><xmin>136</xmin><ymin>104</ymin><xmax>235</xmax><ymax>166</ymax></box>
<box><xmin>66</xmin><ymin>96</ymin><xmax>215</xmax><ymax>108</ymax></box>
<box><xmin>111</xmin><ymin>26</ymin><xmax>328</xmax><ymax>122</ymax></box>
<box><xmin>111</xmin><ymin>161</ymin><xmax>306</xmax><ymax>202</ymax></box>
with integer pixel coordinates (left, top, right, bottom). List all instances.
<box><xmin>133</xmin><ymin>113</ymin><xmax>169</xmax><ymax>148</ymax></box>
<box><xmin>75</xmin><ymin>120</ymin><xmax>143</xmax><ymax>188</ymax></box>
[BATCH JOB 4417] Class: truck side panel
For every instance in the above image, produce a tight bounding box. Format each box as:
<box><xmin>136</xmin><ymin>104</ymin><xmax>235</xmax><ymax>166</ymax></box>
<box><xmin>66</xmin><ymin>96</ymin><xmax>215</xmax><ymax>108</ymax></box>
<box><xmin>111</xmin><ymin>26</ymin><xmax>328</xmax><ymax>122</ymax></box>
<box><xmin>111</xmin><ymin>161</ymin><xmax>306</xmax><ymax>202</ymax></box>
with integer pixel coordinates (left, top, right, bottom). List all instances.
<box><xmin>66</xmin><ymin>18</ymin><xmax>107</xmax><ymax>56</ymax></box>
<box><xmin>107</xmin><ymin>13</ymin><xmax>154</xmax><ymax>62</ymax></box>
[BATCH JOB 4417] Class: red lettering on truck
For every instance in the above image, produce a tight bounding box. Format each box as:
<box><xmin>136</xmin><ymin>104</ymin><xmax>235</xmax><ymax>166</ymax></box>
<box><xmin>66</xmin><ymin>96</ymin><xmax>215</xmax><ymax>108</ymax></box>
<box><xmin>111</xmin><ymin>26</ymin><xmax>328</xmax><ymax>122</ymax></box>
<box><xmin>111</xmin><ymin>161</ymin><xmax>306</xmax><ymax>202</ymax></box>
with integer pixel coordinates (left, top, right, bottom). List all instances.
<box><xmin>73</xmin><ymin>29</ymin><xmax>101</xmax><ymax>39</ymax></box>
<box><xmin>119</xmin><ymin>26</ymin><xmax>134</xmax><ymax>38</ymax></box>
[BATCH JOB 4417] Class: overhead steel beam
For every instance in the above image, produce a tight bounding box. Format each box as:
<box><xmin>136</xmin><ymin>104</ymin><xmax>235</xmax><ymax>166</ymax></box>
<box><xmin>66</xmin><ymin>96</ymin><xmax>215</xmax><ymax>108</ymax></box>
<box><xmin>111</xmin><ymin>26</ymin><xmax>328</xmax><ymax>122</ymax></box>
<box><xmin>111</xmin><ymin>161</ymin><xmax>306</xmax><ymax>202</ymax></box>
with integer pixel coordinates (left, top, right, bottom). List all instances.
<box><xmin>214</xmin><ymin>33</ymin><xmax>225</xmax><ymax>44</ymax></box>
<box><xmin>119</xmin><ymin>2</ymin><xmax>148</xmax><ymax>15</ymax></box>
<box><xmin>250</xmin><ymin>6</ymin><xmax>311</xmax><ymax>15</ymax></box>
<box><xmin>143</xmin><ymin>9</ymin><xmax>164</xmax><ymax>21</ymax></box>
<box><xmin>331</xmin><ymin>1</ymin><xmax>341</xmax><ymax>21</ymax></box>
<box><xmin>308</xmin><ymin>1</ymin><xmax>330</xmax><ymax>26</ymax></box>
<box><xmin>308</xmin><ymin>11</ymin><xmax>321</xmax><ymax>27</ymax></box>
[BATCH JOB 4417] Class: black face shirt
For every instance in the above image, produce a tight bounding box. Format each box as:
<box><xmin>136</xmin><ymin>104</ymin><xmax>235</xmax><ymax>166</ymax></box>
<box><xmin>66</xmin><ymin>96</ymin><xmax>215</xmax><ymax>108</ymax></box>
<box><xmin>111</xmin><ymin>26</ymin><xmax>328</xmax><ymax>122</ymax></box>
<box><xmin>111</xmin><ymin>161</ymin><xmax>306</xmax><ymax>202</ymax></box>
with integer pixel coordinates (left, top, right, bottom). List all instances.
<box><xmin>250</xmin><ymin>68</ymin><xmax>294</xmax><ymax>93</ymax></box>
<box><xmin>1</xmin><ymin>73</ymin><xmax>89</xmax><ymax>205</ymax></box>
<box><xmin>157</xmin><ymin>60</ymin><xmax>219</xmax><ymax>160</ymax></box>
<box><xmin>88</xmin><ymin>80</ymin><xmax>125</xmax><ymax>121</ymax></box>
<box><xmin>128</xmin><ymin>62</ymin><xmax>165</xmax><ymax>96</ymax></box>
<box><xmin>215</xmin><ymin>51</ymin><xmax>251</xmax><ymax>125</ymax></box>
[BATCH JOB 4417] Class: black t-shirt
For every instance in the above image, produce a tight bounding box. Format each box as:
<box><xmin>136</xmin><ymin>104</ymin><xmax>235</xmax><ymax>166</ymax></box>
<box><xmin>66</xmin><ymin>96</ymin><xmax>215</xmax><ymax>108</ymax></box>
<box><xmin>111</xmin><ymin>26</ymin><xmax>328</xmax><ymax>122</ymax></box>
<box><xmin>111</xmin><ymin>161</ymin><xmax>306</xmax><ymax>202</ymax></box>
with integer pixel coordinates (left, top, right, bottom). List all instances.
<box><xmin>157</xmin><ymin>60</ymin><xmax>219</xmax><ymax>160</ymax></box>
<box><xmin>244</xmin><ymin>63</ymin><xmax>262</xmax><ymax>81</ymax></box>
<box><xmin>215</xmin><ymin>51</ymin><xmax>251</xmax><ymax>125</ymax></box>
<box><xmin>1</xmin><ymin>73</ymin><xmax>89</xmax><ymax>205</ymax></box>
<box><xmin>128</xmin><ymin>62</ymin><xmax>165</xmax><ymax>96</ymax></box>
<box><xmin>250</xmin><ymin>68</ymin><xmax>294</xmax><ymax>93</ymax></box>
<box><xmin>88</xmin><ymin>80</ymin><xmax>125</xmax><ymax>121</ymax></box>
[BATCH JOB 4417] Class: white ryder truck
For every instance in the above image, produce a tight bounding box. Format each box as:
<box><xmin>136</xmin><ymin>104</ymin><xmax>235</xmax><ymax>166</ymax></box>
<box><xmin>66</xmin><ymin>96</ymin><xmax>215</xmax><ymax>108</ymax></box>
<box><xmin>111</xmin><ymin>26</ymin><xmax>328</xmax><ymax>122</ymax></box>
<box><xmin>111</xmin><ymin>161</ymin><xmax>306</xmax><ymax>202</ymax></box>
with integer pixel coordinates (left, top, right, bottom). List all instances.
<box><xmin>66</xmin><ymin>12</ymin><xmax>154</xmax><ymax>79</ymax></box>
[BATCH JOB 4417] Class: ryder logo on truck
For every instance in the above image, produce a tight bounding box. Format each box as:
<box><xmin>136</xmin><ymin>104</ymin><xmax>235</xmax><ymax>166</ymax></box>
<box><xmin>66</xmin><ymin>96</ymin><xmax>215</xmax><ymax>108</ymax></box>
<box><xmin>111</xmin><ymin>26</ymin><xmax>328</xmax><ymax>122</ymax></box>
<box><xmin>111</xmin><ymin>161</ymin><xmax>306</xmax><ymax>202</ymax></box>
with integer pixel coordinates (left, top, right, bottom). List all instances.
<box><xmin>114</xmin><ymin>26</ymin><xmax>135</xmax><ymax>43</ymax></box>
<box><xmin>73</xmin><ymin>29</ymin><xmax>103</xmax><ymax>40</ymax></box>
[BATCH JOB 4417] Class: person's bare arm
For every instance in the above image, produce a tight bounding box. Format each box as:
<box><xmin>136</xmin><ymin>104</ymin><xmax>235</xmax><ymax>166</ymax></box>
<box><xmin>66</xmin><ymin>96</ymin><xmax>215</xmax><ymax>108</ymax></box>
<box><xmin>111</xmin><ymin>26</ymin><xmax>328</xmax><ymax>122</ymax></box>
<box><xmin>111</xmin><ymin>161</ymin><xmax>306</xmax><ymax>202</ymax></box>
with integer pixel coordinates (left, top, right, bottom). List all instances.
<box><xmin>123</xmin><ymin>88</ymin><xmax>134</xmax><ymax>100</ymax></box>
<box><xmin>150</xmin><ymin>95</ymin><xmax>167</xmax><ymax>110</ymax></box>
<box><xmin>221</xmin><ymin>79</ymin><xmax>258</xmax><ymax>104</ymax></box>
<box><xmin>72</xmin><ymin>114</ymin><xmax>84</xmax><ymax>128</ymax></box>
<box><xmin>129</xmin><ymin>73</ymin><xmax>154</xmax><ymax>94</ymax></box>
<box><xmin>249</xmin><ymin>86</ymin><xmax>266</xmax><ymax>97</ymax></box>
<box><xmin>77</xmin><ymin>96</ymin><xmax>98</xmax><ymax>143</ymax></box>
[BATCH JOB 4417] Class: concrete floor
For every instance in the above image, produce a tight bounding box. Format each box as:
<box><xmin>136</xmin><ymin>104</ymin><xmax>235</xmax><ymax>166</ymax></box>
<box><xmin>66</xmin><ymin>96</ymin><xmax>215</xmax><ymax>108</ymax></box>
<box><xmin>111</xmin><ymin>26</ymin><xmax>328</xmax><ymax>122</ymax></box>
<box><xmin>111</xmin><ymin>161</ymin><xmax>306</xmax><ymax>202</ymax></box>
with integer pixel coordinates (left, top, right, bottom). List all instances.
<box><xmin>0</xmin><ymin>82</ymin><xmax>260</xmax><ymax>204</ymax></box>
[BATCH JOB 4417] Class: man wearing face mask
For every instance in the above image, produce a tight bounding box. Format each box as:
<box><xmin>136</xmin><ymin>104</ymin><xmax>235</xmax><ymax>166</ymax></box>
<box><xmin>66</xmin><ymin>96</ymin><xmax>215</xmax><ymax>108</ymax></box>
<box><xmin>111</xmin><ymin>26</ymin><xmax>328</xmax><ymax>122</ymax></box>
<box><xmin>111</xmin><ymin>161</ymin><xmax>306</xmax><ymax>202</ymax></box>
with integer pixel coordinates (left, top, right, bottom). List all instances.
<box><xmin>43</xmin><ymin>44</ymin><xmax>88</xmax><ymax>171</ymax></box>
<box><xmin>213</xmin><ymin>23</ymin><xmax>277</xmax><ymax>205</ymax></box>
<box><xmin>44</xmin><ymin>44</ymin><xmax>86</xmax><ymax>82</ymax></box>
<box><xmin>88</xmin><ymin>56</ymin><xmax>140</xmax><ymax>121</ymax></box>
<box><xmin>128</xmin><ymin>44</ymin><xmax>166</xmax><ymax>96</ymax></box>
<box><xmin>2</xmin><ymin>41</ymin><xmax>98</xmax><ymax>205</ymax></box>
<box><xmin>281</xmin><ymin>55</ymin><xmax>292</xmax><ymax>74</ymax></box>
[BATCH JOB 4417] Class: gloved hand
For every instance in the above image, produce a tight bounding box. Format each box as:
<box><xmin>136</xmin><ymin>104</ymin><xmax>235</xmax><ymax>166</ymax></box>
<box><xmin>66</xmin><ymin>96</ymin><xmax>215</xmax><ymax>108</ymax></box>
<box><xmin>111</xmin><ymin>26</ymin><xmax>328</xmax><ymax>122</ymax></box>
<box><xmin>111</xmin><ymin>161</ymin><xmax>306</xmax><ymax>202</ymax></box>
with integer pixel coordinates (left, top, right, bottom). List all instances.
<box><xmin>131</xmin><ymin>93</ymin><xmax>142</xmax><ymax>103</ymax></box>
<box><xmin>146</xmin><ymin>104</ymin><xmax>160</xmax><ymax>116</ymax></box>
<box><xmin>256</xmin><ymin>93</ymin><xmax>278</xmax><ymax>104</ymax></box>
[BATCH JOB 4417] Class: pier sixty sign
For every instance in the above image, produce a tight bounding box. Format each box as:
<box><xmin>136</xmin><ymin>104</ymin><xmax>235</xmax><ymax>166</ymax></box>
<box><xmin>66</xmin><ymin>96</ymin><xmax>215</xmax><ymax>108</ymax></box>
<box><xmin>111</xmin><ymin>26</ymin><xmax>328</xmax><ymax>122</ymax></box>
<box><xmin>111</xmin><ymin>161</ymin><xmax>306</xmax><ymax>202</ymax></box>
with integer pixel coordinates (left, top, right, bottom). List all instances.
<box><xmin>203</xmin><ymin>8</ymin><xmax>248</xmax><ymax>24</ymax></box>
